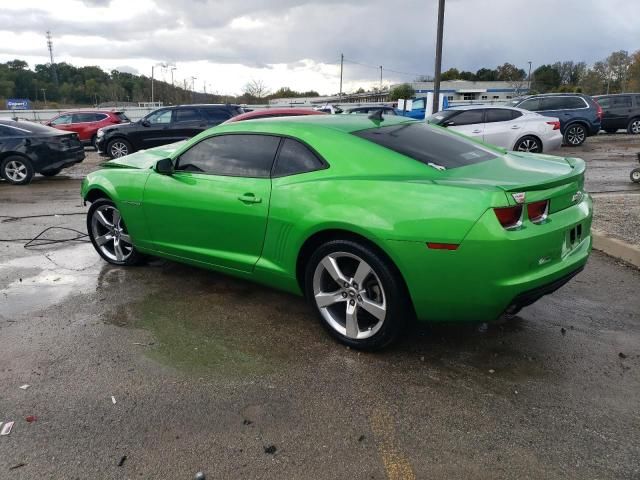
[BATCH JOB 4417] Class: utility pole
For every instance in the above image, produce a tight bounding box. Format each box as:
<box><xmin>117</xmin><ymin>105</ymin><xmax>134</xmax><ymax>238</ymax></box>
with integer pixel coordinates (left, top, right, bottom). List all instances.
<box><xmin>151</xmin><ymin>65</ymin><xmax>155</xmax><ymax>104</ymax></box>
<box><xmin>46</xmin><ymin>31</ymin><xmax>58</xmax><ymax>87</ymax></box>
<box><xmin>339</xmin><ymin>53</ymin><xmax>344</xmax><ymax>100</ymax></box>
<box><xmin>432</xmin><ymin>0</ymin><xmax>446</xmax><ymax>114</ymax></box>
<box><xmin>379</xmin><ymin>65</ymin><xmax>383</xmax><ymax>90</ymax></box>
<box><xmin>191</xmin><ymin>76</ymin><xmax>197</xmax><ymax>103</ymax></box>
<box><xmin>41</xmin><ymin>88</ymin><xmax>47</xmax><ymax>108</ymax></box>
<box><xmin>527</xmin><ymin>61</ymin><xmax>532</xmax><ymax>91</ymax></box>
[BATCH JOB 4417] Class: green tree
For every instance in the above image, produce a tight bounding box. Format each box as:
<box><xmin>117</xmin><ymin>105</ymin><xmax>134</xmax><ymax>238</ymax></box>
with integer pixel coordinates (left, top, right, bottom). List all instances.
<box><xmin>496</xmin><ymin>63</ymin><xmax>525</xmax><ymax>81</ymax></box>
<box><xmin>388</xmin><ymin>83</ymin><xmax>415</xmax><ymax>101</ymax></box>
<box><xmin>532</xmin><ymin>65</ymin><xmax>561</xmax><ymax>92</ymax></box>
<box><xmin>440</xmin><ymin>68</ymin><xmax>460</xmax><ymax>81</ymax></box>
<box><xmin>475</xmin><ymin>68</ymin><xmax>498</xmax><ymax>81</ymax></box>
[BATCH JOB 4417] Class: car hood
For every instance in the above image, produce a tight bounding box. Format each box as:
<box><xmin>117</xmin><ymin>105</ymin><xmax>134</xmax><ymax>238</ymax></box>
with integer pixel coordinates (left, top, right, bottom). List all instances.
<box><xmin>102</xmin><ymin>141</ymin><xmax>186</xmax><ymax>170</ymax></box>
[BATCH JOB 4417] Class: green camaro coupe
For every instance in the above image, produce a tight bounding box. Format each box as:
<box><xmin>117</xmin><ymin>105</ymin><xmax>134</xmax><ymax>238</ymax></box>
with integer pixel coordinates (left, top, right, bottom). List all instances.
<box><xmin>82</xmin><ymin>115</ymin><xmax>592</xmax><ymax>350</ymax></box>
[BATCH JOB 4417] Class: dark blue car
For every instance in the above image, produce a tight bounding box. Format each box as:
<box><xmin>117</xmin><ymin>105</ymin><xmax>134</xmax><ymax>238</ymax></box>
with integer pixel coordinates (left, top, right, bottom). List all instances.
<box><xmin>506</xmin><ymin>93</ymin><xmax>602</xmax><ymax>146</ymax></box>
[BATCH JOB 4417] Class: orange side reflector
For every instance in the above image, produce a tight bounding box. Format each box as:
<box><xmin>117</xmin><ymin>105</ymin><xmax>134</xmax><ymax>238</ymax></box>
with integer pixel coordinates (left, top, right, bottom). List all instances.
<box><xmin>426</xmin><ymin>242</ymin><xmax>459</xmax><ymax>250</ymax></box>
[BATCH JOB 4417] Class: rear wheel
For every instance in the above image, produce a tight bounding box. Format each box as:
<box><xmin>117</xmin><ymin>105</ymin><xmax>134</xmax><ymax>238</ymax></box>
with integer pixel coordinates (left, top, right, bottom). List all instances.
<box><xmin>627</xmin><ymin>118</ymin><xmax>640</xmax><ymax>135</ymax></box>
<box><xmin>564</xmin><ymin>124</ymin><xmax>587</xmax><ymax>146</ymax></box>
<box><xmin>514</xmin><ymin>135</ymin><xmax>542</xmax><ymax>153</ymax></box>
<box><xmin>304</xmin><ymin>239</ymin><xmax>409</xmax><ymax>350</ymax></box>
<box><xmin>40</xmin><ymin>168</ymin><xmax>62</xmax><ymax>177</ymax></box>
<box><xmin>631</xmin><ymin>168</ymin><xmax>640</xmax><ymax>183</ymax></box>
<box><xmin>1</xmin><ymin>155</ymin><xmax>34</xmax><ymax>185</ymax></box>
<box><xmin>87</xmin><ymin>199</ymin><xmax>145</xmax><ymax>266</ymax></box>
<box><xmin>107</xmin><ymin>138</ymin><xmax>132</xmax><ymax>158</ymax></box>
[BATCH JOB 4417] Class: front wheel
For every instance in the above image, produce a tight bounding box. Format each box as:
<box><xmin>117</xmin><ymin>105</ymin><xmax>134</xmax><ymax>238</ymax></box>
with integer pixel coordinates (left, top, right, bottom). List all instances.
<box><xmin>107</xmin><ymin>138</ymin><xmax>132</xmax><ymax>158</ymax></box>
<box><xmin>87</xmin><ymin>199</ymin><xmax>145</xmax><ymax>265</ymax></box>
<box><xmin>514</xmin><ymin>135</ymin><xmax>542</xmax><ymax>153</ymax></box>
<box><xmin>1</xmin><ymin>155</ymin><xmax>34</xmax><ymax>185</ymax></box>
<box><xmin>631</xmin><ymin>168</ymin><xmax>640</xmax><ymax>183</ymax></box>
<box><xmin>564</xmin><ymin>124</ymin><xmax>587</xmax><ymax>146</ymax></box>
<box><xmin>304</xmin><ymin>239</ymin><xmax>409</xmax><ymax>350</ymax></box>
<box><xmin>627</xmin><ymin>118</ymin><xmax>640</xmax><ymax>135</ymax></box>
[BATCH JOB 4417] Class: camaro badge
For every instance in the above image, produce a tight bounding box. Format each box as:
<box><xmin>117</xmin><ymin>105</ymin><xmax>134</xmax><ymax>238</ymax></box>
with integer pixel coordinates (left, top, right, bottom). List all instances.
<box><xmin>572</xmin><ymin>191</ymin><xmax>583</xmax><ymax>203</ymax></box>
<box><xmin>512</xmin><ymin>192</ymin><xmax>526</xmax><ymax>204</ymax></box>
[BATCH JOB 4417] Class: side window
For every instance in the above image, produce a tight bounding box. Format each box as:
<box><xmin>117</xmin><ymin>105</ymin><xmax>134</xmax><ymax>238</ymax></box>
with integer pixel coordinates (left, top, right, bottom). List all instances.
<box><xmin>449</xmin><ymin>109</ymin><xmax>484</xmax><ymax>126</ymax></box>
<box><xmin>202</xmin><ymin>109</ymin><xmax>232</xmax><ymax>124</ymax></box>
<box><xmin>175</xmin><ymin>108</ymin><xmax>203</xmax><ymax>123</ymax></box>
<box><xmin>517</xmin><ymin>98</ymin><xmax>540</xmax><ymax>111</ymax></box>
<box><xmin>540</xmin><ymin>97</ymin><xmax>567</xmax><ymax>110</ymax></box>
<box><xmin>95</xmin><ymin>113</ymin><xmax>109</xmax><ymax>122</ymax></box>
<box><xmin>176</xmin><ymin>134</ymin><xmax>280</xmax><ymax>177</ymax></box>
<box><xmin>72</xmin><ymin>113</ymin><xmax>98</xmax><ymax>123</ymax></box>
<box><xmin>612</xmin><ymin>96</ymin><xmax>632</xmax><ymax>108</ymax></box>
<box><xmin>146</xmin><ymin>109</ymin><xmax>172</xmax><ymax>124</ymax></box>
<box><xmin>50</xmin><ymin>114</ymin><xmax>72</xmax><ymax>125</ymax></box>
<box><xmin>596</xmin><ymin>97</ymin><xmax>611</xmax><ymax>109</ymax></box>
<box><xmin>485</xmin><ymin>109</ymin><xmax>513</xmax><ymax>123</ymax></box>
<box><xmin>274</xmin><ymin>138</ymin><xmax>325</xmax><ymax>177</ymax></box>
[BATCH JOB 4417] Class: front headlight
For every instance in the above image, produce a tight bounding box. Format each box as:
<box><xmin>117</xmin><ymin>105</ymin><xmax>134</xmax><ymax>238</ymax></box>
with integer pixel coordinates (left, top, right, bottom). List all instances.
<box><xmin>97</xmin><ymin>129</ymin><xmax>105</xmax><ymax>137</ymax></box>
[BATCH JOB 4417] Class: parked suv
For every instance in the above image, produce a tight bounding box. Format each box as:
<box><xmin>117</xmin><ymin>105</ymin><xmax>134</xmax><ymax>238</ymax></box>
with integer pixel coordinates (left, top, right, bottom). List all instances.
<box><xmin>506</xmin><ymin>93</ymin><xmax>602</xmax><ymax>146</ymax></box>
<box><xmin>47</xmin><ymin>110</ymin><xmax>129</xmax><ymax>149</ymax></box>
<box><xmin>96</xmin><ymin>104</ymin><xmax>244</xmax><ymax>158</ymax></box>
<box><xmin>593</xmin><ymin>94</ymin><xmax>640</xmax><ymax>134</ymax></box>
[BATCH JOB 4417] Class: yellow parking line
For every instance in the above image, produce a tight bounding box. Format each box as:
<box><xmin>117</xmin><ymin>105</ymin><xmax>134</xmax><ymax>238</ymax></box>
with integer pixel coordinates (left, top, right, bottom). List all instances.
<box><xmin>370</xmin><ymin>409</ymin><xmax>416</xmax><ymax>480</ymax></box>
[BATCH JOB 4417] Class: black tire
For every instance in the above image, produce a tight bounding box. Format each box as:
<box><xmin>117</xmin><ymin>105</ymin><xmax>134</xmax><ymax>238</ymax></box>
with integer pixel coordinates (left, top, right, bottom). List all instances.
<box><xmin>513</xmin><ymin>135</ymin><xmax>543</xmax><ymax>153</ymax></box>
<box><xmin>1</xmin><ymin>155</ymin><xmax>34</xmax><ymax>185</ymax></box>
<box><xmin>631</xmin><ymin>168</ymin><xmax>640</xmax><ymax>184</ymax></box>
<box><xmin>106</xmin><ymin>138</ymin><xmax>133</xmax><ymax>159</ymax></box>
<box><xmin>87</xmin><ymin>198</ymin><xmax>145</xmax><ymax>266</ymax></box>
<box><xmin>40</xmin><ymin>168</ymin><xmax>62</xmax><ymax>177</ymax></box>
<box><xmin>627</xmin><ymin>118</ymin><xmax>640</xmax><ymax>135</ymax></box>
<box><xmin>604</xmin><ymin>128</ymin><xmax>618</xmax><ymax>134</ymax></box>
<box><xmin>563</xmin><ymin>123</ymin><xmax>587</xmax><ymax>146</ymax></box>
<box><xmin>304</xmin><ymin>239</ymin><xmax>410</xmax><ymax>350</ymax></box>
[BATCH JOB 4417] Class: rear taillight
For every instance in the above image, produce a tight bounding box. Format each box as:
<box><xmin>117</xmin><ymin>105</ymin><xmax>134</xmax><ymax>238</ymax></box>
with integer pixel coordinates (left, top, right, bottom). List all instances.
<box><xmin>494</xmin><ymin>205</ymin><xmax>523</xmax><ymax>230</ymax></box>
<box><xmin>527</xmin><ymin>200</ymin><xmax>549</xmax><ymax>223</ymax></box>
<box><xmin>594</xmin><ymin>101</ymin><xmax>603</xmax><ymax>120</ymax></box>
<box><xmin>546</xmin><ymin>121</ymin><xmax>560</xmax><ymax>130</ymax></box>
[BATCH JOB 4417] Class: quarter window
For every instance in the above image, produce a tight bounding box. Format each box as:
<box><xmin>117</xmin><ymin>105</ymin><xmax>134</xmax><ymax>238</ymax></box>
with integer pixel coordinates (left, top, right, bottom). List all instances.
<box><xmin>176</xmin><ymin>134</ymin><xmax>280</xmax><ymax>177</ymax></box>
<box><xmin>274</xmin><ymin>138</ymin><xmax>324</xmax><ymax>177</ymax></box>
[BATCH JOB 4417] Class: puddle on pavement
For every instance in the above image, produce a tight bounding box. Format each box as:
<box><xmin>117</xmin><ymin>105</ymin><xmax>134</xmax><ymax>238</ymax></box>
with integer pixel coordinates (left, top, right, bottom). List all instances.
<box><xmin>0</xmin><ymin>243</ymin><xmax>102</xmax><ymax>318</ymax></box>
<box><xmin>100</xmin><ymin>262</ymin><xmax>327</xmax><ymax>376</ymax></box>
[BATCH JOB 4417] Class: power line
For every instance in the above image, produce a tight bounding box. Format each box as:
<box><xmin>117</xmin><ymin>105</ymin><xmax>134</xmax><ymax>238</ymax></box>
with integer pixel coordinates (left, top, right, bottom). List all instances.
<box><xmin>343</xmin><ymin>57</ymin><xmax>428</xmax><ymax>79</ymax></box>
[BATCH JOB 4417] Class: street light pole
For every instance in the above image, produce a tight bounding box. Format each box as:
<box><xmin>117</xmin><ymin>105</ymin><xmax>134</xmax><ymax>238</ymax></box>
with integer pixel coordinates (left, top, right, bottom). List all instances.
<box><xmin>191</xmin><ymin>76</ymin><xmax>197</xmax><ymax>103</ymax></box>
<box><xmin>379</xmin><ymin>65</ymin><xmax>383</xmax><ymax>91</ymax></box>
<box><xmin>339</xmin><ymin>53</ymin><xmax>344</xmax><ymax>100</ymax></box>
<box><xmin>527</xmin><ymin>61</ymin><xmax>532</xmax><ymax>91</ymax></box>
<box><xmin>151</xmin><ymin>65</ymin><xmax>154</xmax><ymax>104</ymax></box>
<box><xmin>432</xmin><ymin>0</ymin><xmax>446</xmax><ymax>114</ymax></box>
<box><xmin>41</xmin><ymin>88</ymin><xmax>47</xmax><ymax>108</ymax></box>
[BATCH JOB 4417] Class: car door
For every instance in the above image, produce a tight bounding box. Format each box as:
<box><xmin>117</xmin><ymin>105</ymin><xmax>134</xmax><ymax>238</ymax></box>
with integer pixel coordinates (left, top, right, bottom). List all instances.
<box><xmin>142</xmin><ymin>133</ymin><xmax>281</xmax><ymax>272</ymax></box>
<box><xmin>482</xmin><ymin>108</ymin><xmax>520</xmax><ymax>148</ymax></box>
<box><xmin>135</xmin><ymin>108</ymin><xmax>178</xmax><ymax>149</ymax></box>
<box><xmin>71</xmin><ymin>112</ymin><xmax>98</xmax><ymax>141</ymax></box>
<box><xmin>172</xmin><ymin>107</ymin><xmax>208</xmax><ymax>140</ymax></box>
<box><xmin>609</xmin><ymin>96</ymin><xmax>633</xmax><ymax>129</ymax></box>
<box><xmin>445</xmin><ymin>109</ymin><xmax>485</xmax><ymax>139</ymax></box>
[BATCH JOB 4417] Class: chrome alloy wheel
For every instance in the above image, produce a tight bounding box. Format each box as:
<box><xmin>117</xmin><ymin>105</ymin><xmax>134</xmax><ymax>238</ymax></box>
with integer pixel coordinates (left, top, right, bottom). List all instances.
<box><xmin>312</xmin><ymin>252</ymin><xmax>387</xmax><ymax>340</ymax></box>
<box><xmin>110</xmin><ymin>141</ymin><xmax>129</xmax><ymax>157</ymax></box>
<box><xmin>566</xmin><ymin>125</ymin><xmax>586</xmax><ymax>145</ymax></box>
<box><xmin>4</xmin><ymin>159</ymin><xmax>28</xmax><ymax>182</ymax></box>
<box><xmin>516</xmin><ymin>138</ymin><xmax>540</xmax><ymax>152</ymax></box>
<box><xmin>630</xmin><ymin>119</ymin><xmax>640</xmax><ymax>134</ymax></box>
<box><xmin>90</xmin><ymin>204</ymin><xmax>133</xmax><ymax>262</ymax></box>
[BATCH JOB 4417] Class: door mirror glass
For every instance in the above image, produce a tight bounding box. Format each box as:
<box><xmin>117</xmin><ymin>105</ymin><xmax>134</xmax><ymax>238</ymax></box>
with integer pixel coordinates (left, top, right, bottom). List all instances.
<box><xmin>155</xmin><ymin>158</ymin><xmax>174</xmax><ymax>175</ymax></box>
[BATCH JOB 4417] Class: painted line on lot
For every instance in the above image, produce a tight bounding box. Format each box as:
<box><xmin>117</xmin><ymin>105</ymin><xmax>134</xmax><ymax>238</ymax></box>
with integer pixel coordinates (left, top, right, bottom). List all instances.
<box><xmin>370</xmin><ymin>409</ymin><xmax>416</xmax><ymax>480</ymax></box>
<box><xmin>592</xmin><ymin>229</ymin><xmax>640</xmax><ymax>268</ymax></box>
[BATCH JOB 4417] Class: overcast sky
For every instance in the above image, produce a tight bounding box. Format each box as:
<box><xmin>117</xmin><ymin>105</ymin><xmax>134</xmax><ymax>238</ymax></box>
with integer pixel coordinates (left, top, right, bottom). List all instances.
<box><xmin>0</xmin><ymin>0</ymin><xmax>638</xmax><ymax>95</ymax></box>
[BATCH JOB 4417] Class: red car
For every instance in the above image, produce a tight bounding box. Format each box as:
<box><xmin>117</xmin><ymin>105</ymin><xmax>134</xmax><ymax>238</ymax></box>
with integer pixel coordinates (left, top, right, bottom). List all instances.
<box><xmin>46</xmin><ymin>110</ymin><xmax>130</xmax><ymax>149</ymax></box>
<box><xmin>223</xmin><ymin>108</ymin><xmax>326</xmax><ymax>123</ymax></box>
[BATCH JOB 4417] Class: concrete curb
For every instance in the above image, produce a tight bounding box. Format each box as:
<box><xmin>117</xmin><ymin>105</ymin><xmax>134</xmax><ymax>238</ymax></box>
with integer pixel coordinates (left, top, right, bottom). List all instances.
<box><xmin>592</xmin><ymin>229</ymin><xmax>640</xmax><ymax>268</ymax></box>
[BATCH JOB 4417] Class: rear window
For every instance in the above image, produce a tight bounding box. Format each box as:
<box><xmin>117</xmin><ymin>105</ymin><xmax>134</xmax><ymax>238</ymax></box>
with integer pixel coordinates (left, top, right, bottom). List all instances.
<box><xmin>354</xmin><ymin>123</ymin><xmax>498</xmax><ymax>170</ymax></box>
<box><xmin>5</xmin><ymin>121</ymin><xmax>58</xmax><ymax>135</ymax></box>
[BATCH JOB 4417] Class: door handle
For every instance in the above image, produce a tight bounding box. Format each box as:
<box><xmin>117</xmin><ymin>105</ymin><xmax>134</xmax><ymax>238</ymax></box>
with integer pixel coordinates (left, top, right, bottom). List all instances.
<box><xmin>238</xmin><ymin>193</ymin><xmax>262</xmax><ymax>204</ymax></box>
<box><xmin>471</xmin><ymin>129</ymin><xmax>482</xmax><ymax>134</ymax></box>
<box><xmin>511</xmin><ymin>125</ymin><xmax>521</xmax><ymax>129</ymax></box>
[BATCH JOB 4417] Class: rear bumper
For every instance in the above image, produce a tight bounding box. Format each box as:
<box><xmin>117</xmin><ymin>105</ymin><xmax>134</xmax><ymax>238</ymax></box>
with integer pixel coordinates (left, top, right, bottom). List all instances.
<box><xmin>543</xmin><ymin>132</ymin><xmax>563</xmax><ymax>152</ymax></box>
<box><xmin>388</xmin><ymin>194</ymin><xmax>592</xmax><ymax>323</ymax></box>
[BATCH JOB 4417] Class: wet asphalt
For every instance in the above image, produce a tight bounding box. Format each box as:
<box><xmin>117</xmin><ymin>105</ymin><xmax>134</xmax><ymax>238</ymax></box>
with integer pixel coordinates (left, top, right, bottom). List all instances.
<box><xmin>0</xmin><ymin>140</ymin><xmax>639</xmax><ymax>479</ymax></box>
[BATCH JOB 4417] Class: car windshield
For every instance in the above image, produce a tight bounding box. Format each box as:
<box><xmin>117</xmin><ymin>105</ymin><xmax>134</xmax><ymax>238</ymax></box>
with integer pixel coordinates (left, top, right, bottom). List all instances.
<box><xmin>116</xmin><ymin>112</ymin><xmax>130</xmax><ymax>122</ymax></box>
<box><xmin>505</xmin><ymin>99</ymin><xmax>522</xmax><ymax>107</ymax></box>
<box><xmin>354</xmin><ymin>122</ymin><xmax>499</xmax><ymax>170</ymax></box>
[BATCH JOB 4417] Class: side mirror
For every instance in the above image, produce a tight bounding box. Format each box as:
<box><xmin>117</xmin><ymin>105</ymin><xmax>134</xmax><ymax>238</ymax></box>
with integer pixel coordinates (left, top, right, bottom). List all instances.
<box><xmin>141</xmin><ymin>119</ymin><xmax>150</xmax><ymax>127</ymax></box>
<box><xmin>155</xmin><ymin>158</ymin><xmax>174</xmax><ymax>175</ymax></box>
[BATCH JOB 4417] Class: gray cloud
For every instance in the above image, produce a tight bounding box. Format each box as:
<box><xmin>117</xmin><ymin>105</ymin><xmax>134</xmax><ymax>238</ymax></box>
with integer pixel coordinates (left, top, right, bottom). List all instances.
<box><xmin>1</xmin><ymin>0</ymin><xmax>639</xmax><ymax>80</ymax></box>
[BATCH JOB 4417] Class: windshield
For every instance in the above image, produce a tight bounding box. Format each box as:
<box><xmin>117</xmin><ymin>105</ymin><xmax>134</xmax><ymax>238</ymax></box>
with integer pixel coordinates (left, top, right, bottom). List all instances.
<box><xmin>353</xmin><ymin>122</ymin><xmax>498</xmax><ymax>170</ymax></box>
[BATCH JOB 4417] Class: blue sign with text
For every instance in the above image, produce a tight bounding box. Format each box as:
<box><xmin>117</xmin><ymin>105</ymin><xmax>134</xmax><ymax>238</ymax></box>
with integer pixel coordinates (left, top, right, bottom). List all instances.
<box><xmin>7</xmin><ymin>99</ymin><xmax>30</xmax><ymax>110</ymax></box>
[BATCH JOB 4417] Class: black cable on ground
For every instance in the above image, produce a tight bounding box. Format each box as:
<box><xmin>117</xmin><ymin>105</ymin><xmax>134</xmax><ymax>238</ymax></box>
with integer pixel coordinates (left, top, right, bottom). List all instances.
<box><xmin>0</xmin><ymin>212</ymin><xmax>86</xmax><ymax>223</ymax></box>
<box><xmin>0</xmin><ymin>226</ymin><xmax>89</xmax><ymax>248</ymax></box>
